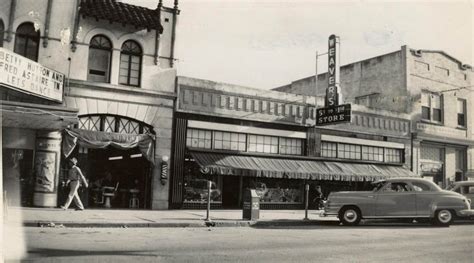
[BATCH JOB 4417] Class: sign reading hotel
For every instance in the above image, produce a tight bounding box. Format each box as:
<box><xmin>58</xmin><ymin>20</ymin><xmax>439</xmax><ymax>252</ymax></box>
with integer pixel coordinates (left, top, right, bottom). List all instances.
<box><xmin>316</xmin><ymin>34</ymin><xmax>351</xmax><ymax>126</ymax></box>
<box><xmin>0</xmin><ymin>47</ymin><xmax>64</xmax><ymax>102</ymax></box>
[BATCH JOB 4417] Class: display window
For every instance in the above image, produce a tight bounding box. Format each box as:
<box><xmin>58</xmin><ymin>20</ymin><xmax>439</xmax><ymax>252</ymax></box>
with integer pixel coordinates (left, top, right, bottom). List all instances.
<box><xmin>183</xmin><ymin>157</ymin><xmax>222</xmax><ymax>203</ymax></box>
<box><xmin>252</xmin><ymin>178</ymin><xmax>303</xmax><ymax>204</ymax></box>
<box><xmin>2</xmin><ymin>149</ymin><xmax>34</xmax><ymax>207</ymax></box>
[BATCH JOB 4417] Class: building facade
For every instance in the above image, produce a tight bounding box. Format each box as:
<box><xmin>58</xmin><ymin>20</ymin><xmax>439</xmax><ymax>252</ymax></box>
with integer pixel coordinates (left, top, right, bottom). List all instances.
<box><xmin>170</xmin><ymin>76</ymin><xmax>415</xmax><ymax>209</ymax></box>
<box><xmin>275</xmin><ymin>46</ymin><xmax>474</xmax><ymax>187</ymax></box>
<box><xmin>1</xmin><ymin>0</ymin><xmax>179</xmax><ymax>210</ymax></box>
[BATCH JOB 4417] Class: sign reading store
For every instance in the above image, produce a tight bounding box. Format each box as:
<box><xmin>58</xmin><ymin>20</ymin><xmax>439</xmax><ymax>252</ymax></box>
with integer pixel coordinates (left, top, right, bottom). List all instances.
<box><xmin>0</xmin><ymin>48</ymin><xmax>64</xmax><ymax>102</ymax></box>
<box><xmin>316</xmin><ymin>35</ymin><xmax>351</xmax><ymax>126</ymax></box>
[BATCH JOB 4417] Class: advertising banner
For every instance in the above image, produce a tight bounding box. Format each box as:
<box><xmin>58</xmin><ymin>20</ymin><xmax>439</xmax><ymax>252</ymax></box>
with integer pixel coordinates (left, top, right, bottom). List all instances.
<box><xmin>0</xmin><ymin>47</ymin><xmax>64</xmax><ymax>102</ymax></box>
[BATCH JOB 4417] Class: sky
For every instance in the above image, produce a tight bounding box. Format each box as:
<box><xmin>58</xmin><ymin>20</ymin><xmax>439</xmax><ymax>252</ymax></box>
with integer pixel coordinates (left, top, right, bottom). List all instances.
<box><xmin>127</xmin><ymin>0</ymin><xmax>473</xmax><ymax>90</ymax></box>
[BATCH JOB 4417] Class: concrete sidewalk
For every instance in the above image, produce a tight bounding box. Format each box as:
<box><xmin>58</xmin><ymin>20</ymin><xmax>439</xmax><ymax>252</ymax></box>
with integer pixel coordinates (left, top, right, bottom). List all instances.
<box><xmin>6</xmin><ymin>207</ymin><xmax>338</xmax><ymax>228</ymax></box>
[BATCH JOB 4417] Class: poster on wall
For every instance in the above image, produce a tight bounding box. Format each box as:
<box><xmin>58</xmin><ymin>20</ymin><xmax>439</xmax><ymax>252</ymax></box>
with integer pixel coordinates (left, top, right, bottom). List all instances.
<box><xmin>34</xmin><ymin>151</ymin><xmax>57</xmax><ymax>193</ymax></box>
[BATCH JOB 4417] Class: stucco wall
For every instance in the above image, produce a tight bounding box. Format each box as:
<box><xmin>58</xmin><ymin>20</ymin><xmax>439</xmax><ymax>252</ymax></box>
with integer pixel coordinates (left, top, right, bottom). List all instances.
<box><xmin>407</xmin><ymin>50</ymin><xmax>473</xmax><ymax>139</ymax></box>
<box><xmin>1</xmin><ymin>0</ymin><xmax>176</xmax><ymax>94</ymax></box>
<box><xmin>65</xmin><ymin>77</ymin><xmax>176</xmax><ymax>209</ymax></box>
<box><xmin>1</xmin><ymin>0</ymin><xmax>178</xmax><ymax>209</ymax></box>
<box><xmin>275</xmin><ymin>50</ymin><xmax>407</xmax><ymax>112</ymax></box>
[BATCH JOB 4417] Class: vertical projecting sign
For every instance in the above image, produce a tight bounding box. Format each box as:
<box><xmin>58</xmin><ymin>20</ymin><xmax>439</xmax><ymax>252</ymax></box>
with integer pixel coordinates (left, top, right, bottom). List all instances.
<box><xmin>325</xmin><ymin>34</ymin><xmax>339</xmax><ymax>107</ymax></box>
<box><xmin>317</xmin><ymin>34</ymin><xmax>351</xmax><ymax>126</ymax></box>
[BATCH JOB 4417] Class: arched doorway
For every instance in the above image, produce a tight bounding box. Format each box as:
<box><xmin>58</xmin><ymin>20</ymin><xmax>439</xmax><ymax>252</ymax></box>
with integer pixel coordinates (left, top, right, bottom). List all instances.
<box><xmin>63</xmin><ymin>114</ymin><xmax>155</xmax><ymax>209</ymax></box>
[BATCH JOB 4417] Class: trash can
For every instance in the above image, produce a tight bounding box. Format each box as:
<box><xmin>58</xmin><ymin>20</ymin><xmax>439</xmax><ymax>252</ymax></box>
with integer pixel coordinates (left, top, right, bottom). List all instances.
<box><xmin>243</xmin><ymin>189</ymin><xmax>259</xmax><ymax>220</ymax></box>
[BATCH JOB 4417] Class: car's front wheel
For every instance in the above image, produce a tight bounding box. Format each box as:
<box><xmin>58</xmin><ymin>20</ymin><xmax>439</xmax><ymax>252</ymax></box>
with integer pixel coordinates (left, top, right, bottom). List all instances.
<box><xmin>339</xmin><ymin>206</ymin><xmax>361</xmax><ymax>226</ymax></box>
<box><xmin>432</xmin><ymin>209</ymin><xmax>453</xmax><ymax>227</ymax></box>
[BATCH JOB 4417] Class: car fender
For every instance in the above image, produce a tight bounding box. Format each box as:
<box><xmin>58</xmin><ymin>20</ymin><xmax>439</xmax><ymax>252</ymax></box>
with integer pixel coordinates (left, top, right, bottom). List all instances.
<box><xmin>429</xmin><ymin>194</ymin><xmax>467</xmax><ymax>217</ymax></box>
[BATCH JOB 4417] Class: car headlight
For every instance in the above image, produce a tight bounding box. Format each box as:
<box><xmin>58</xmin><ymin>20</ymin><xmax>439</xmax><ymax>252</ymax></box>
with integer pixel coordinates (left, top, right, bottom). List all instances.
<box><xmin>464</xmin><ymin>199</ymin><xmax>471</xmax><ymax>209</ymax></box>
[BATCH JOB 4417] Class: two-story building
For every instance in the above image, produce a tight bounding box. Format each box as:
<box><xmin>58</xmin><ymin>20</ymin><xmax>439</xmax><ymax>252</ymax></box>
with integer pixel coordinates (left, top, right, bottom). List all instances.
<box><xmin>275</xmin><ymin>46</ymin><xmax>474</xmax><ymax>187</ymax></box>
<box><xmin>1</xmin><ymin>0</ymin><xmax>179</xmax><ymax>210</ymax></box>
<box><xmin>170</xmin><ymin>76</ymin><xmax>416</xmax><ymax>209</ymax></box>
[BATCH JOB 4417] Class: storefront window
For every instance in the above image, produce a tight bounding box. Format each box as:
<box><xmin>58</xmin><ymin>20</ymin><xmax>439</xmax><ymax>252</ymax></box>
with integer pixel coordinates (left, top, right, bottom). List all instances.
<box><xmin>362</xmin><ymin>146</ymin><xmax>384</xmax><ymax>162</ymax></box>
<box><xmin>186</xmin><ymin>128</ymin><xmax>212</xmax><ymax>149</ymax></box>
<box><xmin>2</xmin><ymin>149</ymin><xmax>34</xmax><ymax>207</ymax></box>
<box><xmin>279</xmin><ymin>137</ymin><xmax>302</xmax><ymax>155</ymax></box>
<box><xmin>338</xmin><ymin>143</ymin><xmax>361</xmax><ymax>160</ymax></box>
<box><xmin>321</xmin><ymin>141</ymin><xmax>337</xmax><ymax>158</ymax></box>
<box><xmin>248</xmin><ymin>134</ymin><xmax>278</xmax><ymax>154</ymax></box>
<box><xmin>385</xmin><ymin>148</ymin><xmax>402</xmax><ymax>163</ymax></box>
<box><xmin>253</xmin><ymin>178</ymin><xmax>303</xmax><ymax>203</ymax></box>
<box><xmin>214</xmin><ymin>131</ymin><xmax>246</xmax><ymax>151</ymax></box>
<box><xmin>183</xmin><ymin>158</ymin><xmax>222</xmax><ymax>203</ymax></box>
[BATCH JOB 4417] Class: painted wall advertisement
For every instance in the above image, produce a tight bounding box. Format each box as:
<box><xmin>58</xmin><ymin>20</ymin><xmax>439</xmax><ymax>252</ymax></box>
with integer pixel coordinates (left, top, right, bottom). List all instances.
<box><xmin>0</xmin><ymin>47</ymin><xmax>64</xmax><ymax>102</ymax></box>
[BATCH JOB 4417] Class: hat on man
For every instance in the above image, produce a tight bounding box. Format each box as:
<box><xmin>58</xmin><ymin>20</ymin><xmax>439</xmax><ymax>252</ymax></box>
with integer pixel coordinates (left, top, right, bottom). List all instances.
<box><xmin>69</xmin><ymin>157</ymin><xmax>78</xmax><ymax>165</ymax></box>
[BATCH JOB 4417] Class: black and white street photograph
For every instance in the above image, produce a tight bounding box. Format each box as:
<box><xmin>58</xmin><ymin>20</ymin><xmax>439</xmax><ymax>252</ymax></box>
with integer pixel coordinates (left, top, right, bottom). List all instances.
<box><xmin>1</xmin><ymin>0</ymin><xmax>473</xmax><ymax>262</ymax></box>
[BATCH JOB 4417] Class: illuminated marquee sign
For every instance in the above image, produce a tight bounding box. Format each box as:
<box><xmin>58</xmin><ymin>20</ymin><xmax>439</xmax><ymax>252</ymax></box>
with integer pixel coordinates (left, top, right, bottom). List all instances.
<box><xmin>0</xmin><ymin>48</ymin><xmax>64</xmax><ymax>102</ymax></box>
<box><xmin>325</xmin><ymin>34</ymin><xmax>339</xmax><ymax>107</ymax></box>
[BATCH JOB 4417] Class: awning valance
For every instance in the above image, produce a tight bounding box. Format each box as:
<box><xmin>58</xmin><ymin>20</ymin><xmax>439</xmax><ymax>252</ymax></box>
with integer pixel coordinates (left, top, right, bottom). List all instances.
<box><xmin>190</xmin><ymin>152</ymin><xmax>418</xmax><ymax>182</ymax></box>
<box><xmin>63</xmin><ymin>128</ymin><xmax>155</xmax><ymax>164</ymax></box>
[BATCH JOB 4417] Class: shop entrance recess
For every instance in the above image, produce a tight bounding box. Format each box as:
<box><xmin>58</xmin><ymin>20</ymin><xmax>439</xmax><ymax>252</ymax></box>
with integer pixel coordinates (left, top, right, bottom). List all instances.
<box><xmin>222</xmin><ymin>176</ymin><xmax>241</xmax><ymax>208</ymax></box>
<box><xmin>86</xmin><ymin>147</ymin><xmax>152</xmax><ymax>209</ymax></box>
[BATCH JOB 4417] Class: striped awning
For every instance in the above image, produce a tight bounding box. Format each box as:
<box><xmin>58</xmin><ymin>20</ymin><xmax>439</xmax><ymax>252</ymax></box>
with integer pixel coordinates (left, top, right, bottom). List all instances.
<box><xmin>190</xmin><ymin>152</ymin><xmax>418</xmax><ymax>182</ymax></box>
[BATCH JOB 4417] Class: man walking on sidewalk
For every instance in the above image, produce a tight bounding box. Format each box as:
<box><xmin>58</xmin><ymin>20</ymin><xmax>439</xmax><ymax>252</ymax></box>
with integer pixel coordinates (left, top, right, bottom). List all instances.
<box><xmin>60</xmin><ymin>157</ymin><xmax>88</xmax><ymax>211</ymax></box>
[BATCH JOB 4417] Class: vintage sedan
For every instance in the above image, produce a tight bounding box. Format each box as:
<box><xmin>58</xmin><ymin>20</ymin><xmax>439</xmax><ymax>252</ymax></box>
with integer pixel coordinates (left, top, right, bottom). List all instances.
<box><xmin>322</xmin><ymin>178</ymin><xmax>473</xmax><ymax>226</ymax></box>
<box><xmin>446</xmin><ymin>181</ymin><xmax>474</xmax><ymax>204</ymax></box>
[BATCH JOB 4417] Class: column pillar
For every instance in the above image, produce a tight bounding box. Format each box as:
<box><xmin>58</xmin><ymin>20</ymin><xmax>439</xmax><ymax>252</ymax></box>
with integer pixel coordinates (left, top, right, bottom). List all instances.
<box><xmin>33</xmin><ymin>131</ymin><xmax>62</xmax><ymax>207</ymax></box>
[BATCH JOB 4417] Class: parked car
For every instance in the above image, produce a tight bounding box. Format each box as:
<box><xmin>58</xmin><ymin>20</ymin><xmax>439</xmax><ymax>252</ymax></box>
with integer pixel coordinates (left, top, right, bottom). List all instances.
<box><xmin>184</xmin><ymin>179</ymin><xmax>221</xmax><ymax>201</ymax></box>
<box><xmin>322</xmin><ymin>178</ymin><xmax>473</xmax><ymax>226</ymax></box>
<box><xmin>446</xmin><ymin>181</ymin><xmax>474</xmax><ymax>204</ymax></box>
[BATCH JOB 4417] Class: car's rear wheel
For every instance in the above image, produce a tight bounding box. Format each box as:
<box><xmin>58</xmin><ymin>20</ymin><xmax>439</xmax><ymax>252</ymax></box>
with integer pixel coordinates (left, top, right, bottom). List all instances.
<box><xmin>339</xmin><ymin>206</ymin><xmax>361</xmax><ymax>226</ymax></box>
<box><xmin>432</xmin><ymin>209</ymin><xmax>453</xmax><ymax>227</ymax></box>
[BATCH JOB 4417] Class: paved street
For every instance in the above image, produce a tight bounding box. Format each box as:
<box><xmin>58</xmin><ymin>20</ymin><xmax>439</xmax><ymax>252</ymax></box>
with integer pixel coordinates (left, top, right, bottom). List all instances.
<box><xmin>17</xmin><ymin>222</ymin><xmax>474</xmax><ymax>263</ymax></box>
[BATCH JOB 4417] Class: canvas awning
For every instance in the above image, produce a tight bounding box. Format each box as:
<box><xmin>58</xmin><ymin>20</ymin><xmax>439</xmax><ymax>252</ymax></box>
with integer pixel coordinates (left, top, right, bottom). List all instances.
<box><xmin>0</xmin><ymin>100</ymin><xmax>78</xmax><ymax>130</ymax></box>
<box><xmin>190</xmin><ymin>152</ymin><xmax>418</xmax><ymax>182</ymax></box>
<box><xmin>63</xmin><ymin>128</ymin><xmax>155</xmax><ymax>164</ymax></box>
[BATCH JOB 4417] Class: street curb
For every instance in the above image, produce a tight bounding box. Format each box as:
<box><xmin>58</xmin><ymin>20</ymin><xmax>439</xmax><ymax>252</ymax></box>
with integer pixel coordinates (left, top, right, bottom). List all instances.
<box><xmin>24</xmin><ymin>219</ymin><xmax>331</xmax><ymax>228</ymax></box>
<box><xmin>23</xmin><ymin>219</ymin><xmax>473</xmax><ymax>228</ymax></box>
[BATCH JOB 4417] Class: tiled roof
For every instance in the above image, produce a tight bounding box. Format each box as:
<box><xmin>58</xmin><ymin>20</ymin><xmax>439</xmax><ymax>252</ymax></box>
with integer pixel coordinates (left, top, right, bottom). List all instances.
<box><xmin>79</xmin><ymin>0</ymin><xmax>163</xmax><ymax>32</ymax></box>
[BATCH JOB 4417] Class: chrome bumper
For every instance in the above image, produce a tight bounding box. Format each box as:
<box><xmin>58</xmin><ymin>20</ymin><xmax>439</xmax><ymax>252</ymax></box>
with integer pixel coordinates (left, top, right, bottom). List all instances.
<box><xmin>457</xmin><ymin>209</ymin><xmax>474</xmax><ymax>217</ymax></box>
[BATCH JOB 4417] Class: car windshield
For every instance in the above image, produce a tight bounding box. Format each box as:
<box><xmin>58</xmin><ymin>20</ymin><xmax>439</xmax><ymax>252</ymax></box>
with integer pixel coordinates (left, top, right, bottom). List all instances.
<box><xmin>446</xmin><ymin>183</ymin><xmax>457</xmax><ymax>190</ymax></box>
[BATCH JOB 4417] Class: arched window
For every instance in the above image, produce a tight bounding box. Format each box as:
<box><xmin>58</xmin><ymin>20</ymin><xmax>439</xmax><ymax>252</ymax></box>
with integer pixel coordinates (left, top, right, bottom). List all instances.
<box><xmin>87</xmin><ymin>35</ymin><xmax>112</xmax><ymax>83</ymax></box>
<box><xmin>76</xmin><ymin>114</ymin><xmax>154</xmax><ymax>135</ymax></box>
<box><xmin>119</xmin><ymin>40</ymin><xmax>142</xmax><ymax>87</ymax></box>
<box><xmin>0</xmin><ymin>20</ymin><xmax>4</xmax><ymax>47</ymax></box>
<box><xmin>14</xmin><ymin>22</ymin><xmax>40</xmax><ymax>61</ymax></box>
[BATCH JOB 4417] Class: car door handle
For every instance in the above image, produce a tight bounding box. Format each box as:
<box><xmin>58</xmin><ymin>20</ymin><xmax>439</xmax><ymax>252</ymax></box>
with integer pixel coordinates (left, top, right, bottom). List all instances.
<box><xmin>367</xmin><ymin>195</ymin><xmax>374</xmax><ymax>198</ymax></box>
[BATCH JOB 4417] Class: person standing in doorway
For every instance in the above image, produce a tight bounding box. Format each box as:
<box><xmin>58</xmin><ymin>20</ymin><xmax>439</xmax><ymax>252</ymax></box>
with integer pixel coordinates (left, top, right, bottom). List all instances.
<box><xmin>60</xmin><ymin>157</ymin><xmax>88</xmax><ymax>211</ymax></box>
